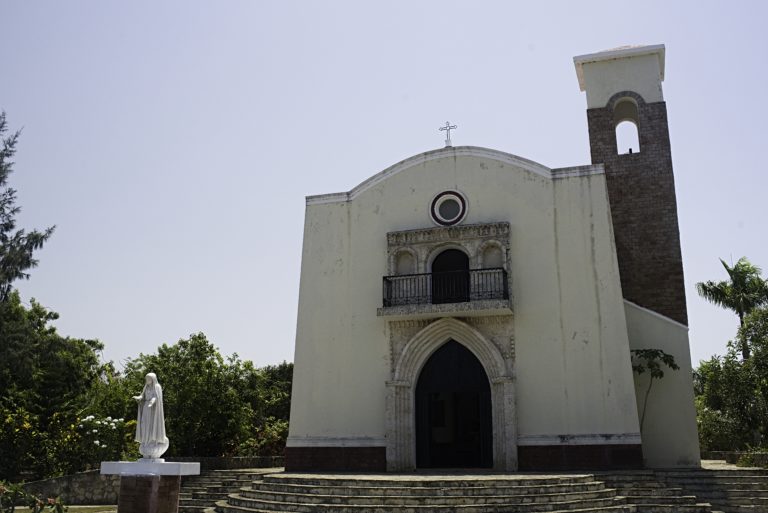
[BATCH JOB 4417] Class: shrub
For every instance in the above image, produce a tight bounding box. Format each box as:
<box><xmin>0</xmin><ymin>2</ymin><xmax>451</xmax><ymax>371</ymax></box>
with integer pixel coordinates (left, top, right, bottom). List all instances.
<box><xmin>0</xmin><ymin>481</ymin><xmax>66</xmax><ymax>513</ymax></box>
<box><xmin>235</xmin><ymin>418</ymin><xmax>288</xmax><ymax>457</ymax></box>
<box><xmin>46</xmin><ymin>415</ymin><xmax>134</xmax><ymax>476</ymax></box>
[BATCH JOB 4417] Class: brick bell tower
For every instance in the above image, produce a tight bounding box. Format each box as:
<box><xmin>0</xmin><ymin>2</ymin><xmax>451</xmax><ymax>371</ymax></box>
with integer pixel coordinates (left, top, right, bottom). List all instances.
<box><xmin>575</xmin><ymin>45</ymin><xmax>687</xmax><ymax>325</ymax></box>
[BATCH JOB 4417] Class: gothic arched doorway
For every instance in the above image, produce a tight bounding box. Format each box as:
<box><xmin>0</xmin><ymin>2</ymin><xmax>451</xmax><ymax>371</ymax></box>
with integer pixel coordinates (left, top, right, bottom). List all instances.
<box><xmin>415</xmin><ymin>340</ymin><xmax>492</xmax><ymax>468</ymax></box>
<box><xmin>431</xmin><ymin>249</ymin><xmax>470</xmax><ymax>304</ymax></box>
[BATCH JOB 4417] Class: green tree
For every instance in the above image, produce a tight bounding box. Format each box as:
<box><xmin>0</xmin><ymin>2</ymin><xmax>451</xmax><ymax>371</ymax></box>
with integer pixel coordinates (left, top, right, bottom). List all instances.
<box><xmin>253</xmin><ymin>362</ymin><xmax>293</xmax><ymax>424</ymax></box>
<box><xmin>0</xmin><ymin>293</ymin><xmax>109</xmax><ymax>481</ymax></box>
<box><xmin>0</xmin><ymin>111</ymin><xmax>54</xmax><ymax>303</ymax></box>
<box><xmin>235</xmin><ymin>361</ymin><xmax>293</xmax><ymax>458</ymax></box>
<box><xmin>0</xmin><ymin>292</ymin><xmax>104</xmax><ymax>420</ymax></box>
<box><xmin>740</xmin><ymin>307</ymin><xmax>768</xmax><ymax>355</ymax></box>
<box><xmin>631</xmin><ymin>348</ymin><xmax>679</xmax><ymax>431</ymax></box>
<box><xmin>696</xmin><ymin>257</ymin><xmax>768</xmax><ymax>359</ymax></box>
<box><xmin>85</xmin><ymin>362</ymin><xmax>137</xmax><ymax>421</ymax></box>
<box><xmin>123</xmin><ymin>334</ymin><xmax>255</xmax><ymax>457</ymax></box>
<box><xmin>694</xmin><ymin>307</ymin><xmax>768</xmax><ymax>451</ymax></box>
<box><xmin>694</xmin><ymin>351</ymin><xmax>759</xmax><ymax>450</ymax></box>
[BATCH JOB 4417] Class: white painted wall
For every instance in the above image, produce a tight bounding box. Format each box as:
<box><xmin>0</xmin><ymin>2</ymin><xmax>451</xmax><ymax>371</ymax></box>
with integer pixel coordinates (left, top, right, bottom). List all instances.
<box><xmin>625</xmin><ymin>301</ymin><xmax>701</xmax><ymax>468</ymax></box>
<box><xmin>288</xmin><ymin>147</ymin><xmax>641</xmax><ymax>449</ymax></box>
<box><xmin>579</xmin><ymin>52</ymin><xmax>664</xmax><ymax>108</ymax></box>
<box><xmin>518</xmin><ymin>173</ymin><xmax>640</xmax><ymax>440</ymax></box>
<box><xmin>288</xmin><ymin>198</ymin><xmax>390</xmax><ymax>446</ymax></box>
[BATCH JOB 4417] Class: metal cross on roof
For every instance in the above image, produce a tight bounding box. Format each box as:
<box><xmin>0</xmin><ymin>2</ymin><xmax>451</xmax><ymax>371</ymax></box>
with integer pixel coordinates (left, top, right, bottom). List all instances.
<box><xmin>439</xmin><ymin>121</ymin><xmax>457</xmax><ymax>147</ymax></box>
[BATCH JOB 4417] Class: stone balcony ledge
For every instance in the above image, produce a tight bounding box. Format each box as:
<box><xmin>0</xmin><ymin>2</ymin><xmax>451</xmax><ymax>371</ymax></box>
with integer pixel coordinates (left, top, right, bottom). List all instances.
<box><xmin>377</xmin><ymin>299</ymin><xmax>513</xmax><ymax>320</ymax></box>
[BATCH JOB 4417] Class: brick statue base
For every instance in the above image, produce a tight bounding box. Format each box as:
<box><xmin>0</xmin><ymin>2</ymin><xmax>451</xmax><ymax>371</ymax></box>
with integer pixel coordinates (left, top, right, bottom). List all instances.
<box><xmin>117</xmin><ymin>475</ymin><xmax>180</xmax><ymax>513</ymax></box>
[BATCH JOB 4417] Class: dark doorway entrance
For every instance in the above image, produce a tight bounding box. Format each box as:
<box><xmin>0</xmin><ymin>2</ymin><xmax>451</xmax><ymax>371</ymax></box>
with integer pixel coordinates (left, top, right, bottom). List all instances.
<box><xmin>431</xmin><ymin>249</ymin><xmax>470</xmax><ymax>304</ymax></box>
<box><xmin>415</xmin><ymin>340</ymin><xmax>492</xmax><ymax>468</ymax></box>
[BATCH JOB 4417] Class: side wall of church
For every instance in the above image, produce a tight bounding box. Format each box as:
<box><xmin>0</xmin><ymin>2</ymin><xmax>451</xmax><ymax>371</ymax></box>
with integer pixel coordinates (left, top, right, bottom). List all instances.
<box><xmin>515</xmin><ymin>171</ymin><xmax>642</xmax><ymax>468</ymax></box>
<box><xmin>288</xmin><ymin>151</ymin><xmax>641</xmax><ymax>470</ymax></box>
<box><xmin>624</xmin><ymin>301</ymin><xmax>701</xmax><ymax>467</ymax></box>
<box><xmin>288</xmin><ymin>199</ymin><xmax>390</xmax><ymax>446</ymax></box>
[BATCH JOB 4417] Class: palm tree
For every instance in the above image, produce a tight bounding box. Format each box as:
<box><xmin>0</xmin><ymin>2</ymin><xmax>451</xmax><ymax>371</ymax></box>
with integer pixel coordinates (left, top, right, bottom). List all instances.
<box><xmin>696</xmin><ymin>257</ymin><xmax>768</xmax><ymax>360</ymax></box>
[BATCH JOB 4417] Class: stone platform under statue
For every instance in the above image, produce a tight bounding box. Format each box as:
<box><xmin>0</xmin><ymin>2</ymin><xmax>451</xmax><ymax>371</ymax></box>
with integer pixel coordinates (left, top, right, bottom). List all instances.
<box><xmin>100</xmin><ymin>459</ymin><xmax>200</xmax><ymax>513</ymax></box>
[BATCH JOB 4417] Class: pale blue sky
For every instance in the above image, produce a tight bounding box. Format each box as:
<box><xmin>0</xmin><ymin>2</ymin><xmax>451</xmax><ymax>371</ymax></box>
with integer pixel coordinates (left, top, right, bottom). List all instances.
<box><xmin>2</xmin><ymin>1</ymin><xmax>767</xmax><ymax>368</ymax></box>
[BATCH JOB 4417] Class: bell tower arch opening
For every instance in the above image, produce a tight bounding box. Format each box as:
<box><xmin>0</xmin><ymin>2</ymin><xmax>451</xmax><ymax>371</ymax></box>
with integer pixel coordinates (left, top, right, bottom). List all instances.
<box><xmin>614</xmin><ymin>97</ymin><xmax>640</xmax><ymax>154</ymax></box>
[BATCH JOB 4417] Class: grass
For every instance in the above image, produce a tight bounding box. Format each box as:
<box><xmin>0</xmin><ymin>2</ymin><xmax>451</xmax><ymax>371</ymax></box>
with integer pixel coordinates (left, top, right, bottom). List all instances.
<box><xmin>14</xmin><ymin>507</ymin><xmax>116</xmax><ymax>513</ymax></box>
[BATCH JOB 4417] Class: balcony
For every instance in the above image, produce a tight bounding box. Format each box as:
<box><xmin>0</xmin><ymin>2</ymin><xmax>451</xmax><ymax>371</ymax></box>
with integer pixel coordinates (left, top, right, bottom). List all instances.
<box><xmin>378</xmin><ymin>268</ymin><xmax>512</xmax><ymax>319</ymax></box>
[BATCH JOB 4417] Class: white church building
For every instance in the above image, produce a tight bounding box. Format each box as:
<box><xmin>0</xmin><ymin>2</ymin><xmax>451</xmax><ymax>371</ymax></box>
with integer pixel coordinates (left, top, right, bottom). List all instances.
<box><xmin>286</xmin><ymin>45</ymin><xmax>700</xmax><ymax>472</ymax></box>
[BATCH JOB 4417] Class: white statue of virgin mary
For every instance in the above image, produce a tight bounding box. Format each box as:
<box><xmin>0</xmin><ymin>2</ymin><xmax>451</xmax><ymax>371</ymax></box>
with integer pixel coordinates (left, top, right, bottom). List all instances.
<box><xmin>133</xmin><ymin>372</ymin><xmax>169</xmax><ymax>459</ymax></box>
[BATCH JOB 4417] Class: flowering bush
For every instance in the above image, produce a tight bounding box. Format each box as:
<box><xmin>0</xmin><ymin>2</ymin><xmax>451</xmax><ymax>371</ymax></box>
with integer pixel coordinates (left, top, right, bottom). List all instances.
<box><xmin>46</xmin><ymin>415</ymin><xmax>136</xmax><ymax>476</ymax></box>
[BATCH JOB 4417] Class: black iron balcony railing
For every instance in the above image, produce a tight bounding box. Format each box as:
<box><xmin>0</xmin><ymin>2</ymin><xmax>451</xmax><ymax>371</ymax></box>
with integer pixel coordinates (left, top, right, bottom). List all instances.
<box><xmin>383</xmin><ymin>268</ymin><xmax>509</xmax><ymax>307</ymax></box>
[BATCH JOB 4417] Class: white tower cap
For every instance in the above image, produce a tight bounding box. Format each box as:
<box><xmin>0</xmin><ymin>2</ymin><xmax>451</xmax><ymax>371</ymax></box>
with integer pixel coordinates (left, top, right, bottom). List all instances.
<box><xmin>574</xmin><ymin>44</ymin><xmax>666</xmax><ymax>108</ymax></box>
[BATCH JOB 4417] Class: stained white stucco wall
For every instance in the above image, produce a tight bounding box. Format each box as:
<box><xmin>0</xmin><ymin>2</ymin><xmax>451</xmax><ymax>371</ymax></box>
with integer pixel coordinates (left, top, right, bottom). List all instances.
<box><xmin>625</xmin><ymin>301</ymin><xmax>701</xmax><ymax>468</ymax></box>
<box><xmin>575</xmin><ymin>46</ymin><xmax>665</xmax><ymax>108</ymax></box>
<box><xmin>288</xmin><ymin>147</ymin><xmax>640</xmax><ymax>450</ymax></box>
<box><xmin>515</xmin><ymin>172</ymin><xmax>640</xmax><ymax>441</ymax></box>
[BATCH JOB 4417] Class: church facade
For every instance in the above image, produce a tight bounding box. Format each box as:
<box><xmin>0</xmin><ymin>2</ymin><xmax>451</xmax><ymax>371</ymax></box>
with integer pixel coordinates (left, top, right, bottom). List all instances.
<box><xmin>286</xmin><ymin>45</ymin><xmax>700</xmax><ymax>472</ymax></box>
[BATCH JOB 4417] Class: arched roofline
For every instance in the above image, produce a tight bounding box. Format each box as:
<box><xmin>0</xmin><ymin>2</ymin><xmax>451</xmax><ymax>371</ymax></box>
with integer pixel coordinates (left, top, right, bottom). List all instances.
<box><xmin>306</xmin><ymin>146</ymin><xmax>603</xmax><ymax>205</ymax></box>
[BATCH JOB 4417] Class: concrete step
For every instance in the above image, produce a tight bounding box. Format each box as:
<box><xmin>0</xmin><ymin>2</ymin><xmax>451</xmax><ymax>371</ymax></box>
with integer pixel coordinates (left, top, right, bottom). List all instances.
<box><xmin>606</xmin><ymin>483</ymin><xmax>691</xmax><ymax>498</ymax></box>
<box><xmin>189</xmin><ymin>490</ymin><xmax>240</xmax><ymax>500</ymax></box>
<box><xmin>179</xmin><ymin>507</ymin><xmax>209</xmax><ymax>513</ymax></box>
<box><xmin>700</xmin><ymin>490</ymin><xmax>768</xmax><ymax>498</ymax></box>
<box><xmin>252</xmin><ymin>480</ymin><xmax>609</xmax><ymax>497</ymax></box>
<box><xmin>657</xmin><ymin>472</ymin><xmax>768</xmax><ymax>513</ymax></box>
<box><xmin>240</xmin><ymin>487</ymin><xmax>619</xmax><ymax>506</ymax></box>
<box><xmin>209</xmin><ymin>505</ymin><xmax>636</xmax><ymax>513</ymax></box>
<box><xmin>185</xmin><ymin>472</ymin><xmax>266</xmax><ymax>484</ymax></box>
<box><xmin>186</xmin><ymin>478</ymin><xmax>251</xmax><ymax>485</ymax></box>
<box><xmin>619</xmin><ymin>494</ymin><xmax>699</xmax><ymax>504</ymax></box>
<box><xmin>179</xmin><ymin>468</ymin><xmax>282</xmax><ymax>513</ymax></box>
<box><xmin>186</xmin><ymin>473</ymin><xmax>257</xmax><ymax>481</ymax></box>
<box><xmin>224</xmin><ymin>493</ymin><xmax>629</xmax><ymax>512</ymax></box>
<box><xmin>705</xmin><ymin>506</ymin><xmax>768</xmax><ymax>513</ymax></box>
<box><xmin>598</xmin><ymin>471</ymin><xmax>715</xmax><ymax>512</ymax></box>
<box><xmin>189</xmin><ymin>486</ymin><xmax>244</xmax><ymax>494</ymax></box>
<box><xmin>658</xmin><ymin>471</ymin><xmax>768</xmax><ymax>478</ymax></box>
<box><xmin>182</xmin><ymin>498</ymin><xmax>226</xmax><ymax>508</ymax></box>
<box><xmin>261</xmin><ymin>474</ymin><xmax>597</xmax><ymax>488</ymax></box>
<box><xmin>629</xmin><ymin>507</ymin><xmax>712</xmax><ymax>513</ymax></box>
<box><xmin>201</xmin><ymin>470</ymin><xmax>768</xmax><ymax>513</ymax></box>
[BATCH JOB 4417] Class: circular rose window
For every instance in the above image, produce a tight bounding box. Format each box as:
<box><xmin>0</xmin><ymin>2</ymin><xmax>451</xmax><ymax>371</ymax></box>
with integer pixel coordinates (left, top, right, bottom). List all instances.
<box><xmin>430</xmin><ymin>191</ymin><xmax>467</xmax><ymax>226</ymax></box>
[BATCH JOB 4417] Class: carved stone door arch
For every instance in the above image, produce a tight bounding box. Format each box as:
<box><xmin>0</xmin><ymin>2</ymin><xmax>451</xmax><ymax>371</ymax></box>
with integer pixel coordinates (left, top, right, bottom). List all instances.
<box><xmin>385</xmin><ymin>317</ymin><xmax>517</xmax><ymax>471</ymax></box>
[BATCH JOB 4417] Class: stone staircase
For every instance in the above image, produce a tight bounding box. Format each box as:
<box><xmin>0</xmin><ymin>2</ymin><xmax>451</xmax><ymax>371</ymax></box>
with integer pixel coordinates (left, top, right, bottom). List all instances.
<box><xmin>193</xmin><ymin>465</ymin><xmax>768</xmax><ymax>513</ymax></box>
<box><xmin>180</xmin><ymin>469</ymin><xmax>281</xmax><ymax>513</ymax></box>
<box><xmin>657</xmin><ymin>468</ymin><xmax>768</xmax><ymax>513</ymax></box>
<box><xmin>204</xmin><ymin>473</ymin><xmax>636</xmax><ymax>513</ymax></box>
<box><xmin>597</xmin><ymin>471</ymin><xmax>712</xmax><ymax>513</ymax></box>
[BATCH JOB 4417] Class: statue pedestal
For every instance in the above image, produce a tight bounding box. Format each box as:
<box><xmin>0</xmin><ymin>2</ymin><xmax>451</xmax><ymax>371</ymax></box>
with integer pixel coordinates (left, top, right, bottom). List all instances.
<box><xmin>101</xmin><ymin>460</ymin><xmax>200</xmax><ymax>513</ymax></box>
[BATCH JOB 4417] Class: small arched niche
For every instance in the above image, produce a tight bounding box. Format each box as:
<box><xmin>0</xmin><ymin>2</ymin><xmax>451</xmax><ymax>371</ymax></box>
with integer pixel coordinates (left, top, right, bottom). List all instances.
<box><xmin>481</xmin><ymin>243</ymin><xmax>504</xmax><ymax>269</ymax></box>
<box><xmin>613</xmin><ymin>98</ymin><xmax>640</xmax><ymax>155</ymax></box>
<box><xmin>395</xmin><ymin>250</ymin><xmax>416</xmax><ymax>275</ymax></box>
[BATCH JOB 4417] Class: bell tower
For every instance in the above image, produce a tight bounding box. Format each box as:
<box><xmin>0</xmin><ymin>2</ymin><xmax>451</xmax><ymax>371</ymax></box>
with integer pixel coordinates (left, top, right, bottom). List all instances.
<box><xmin>575</xmin><ymin>45</ymin><xmax>687</xmax><ymax>325</ymax></box>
